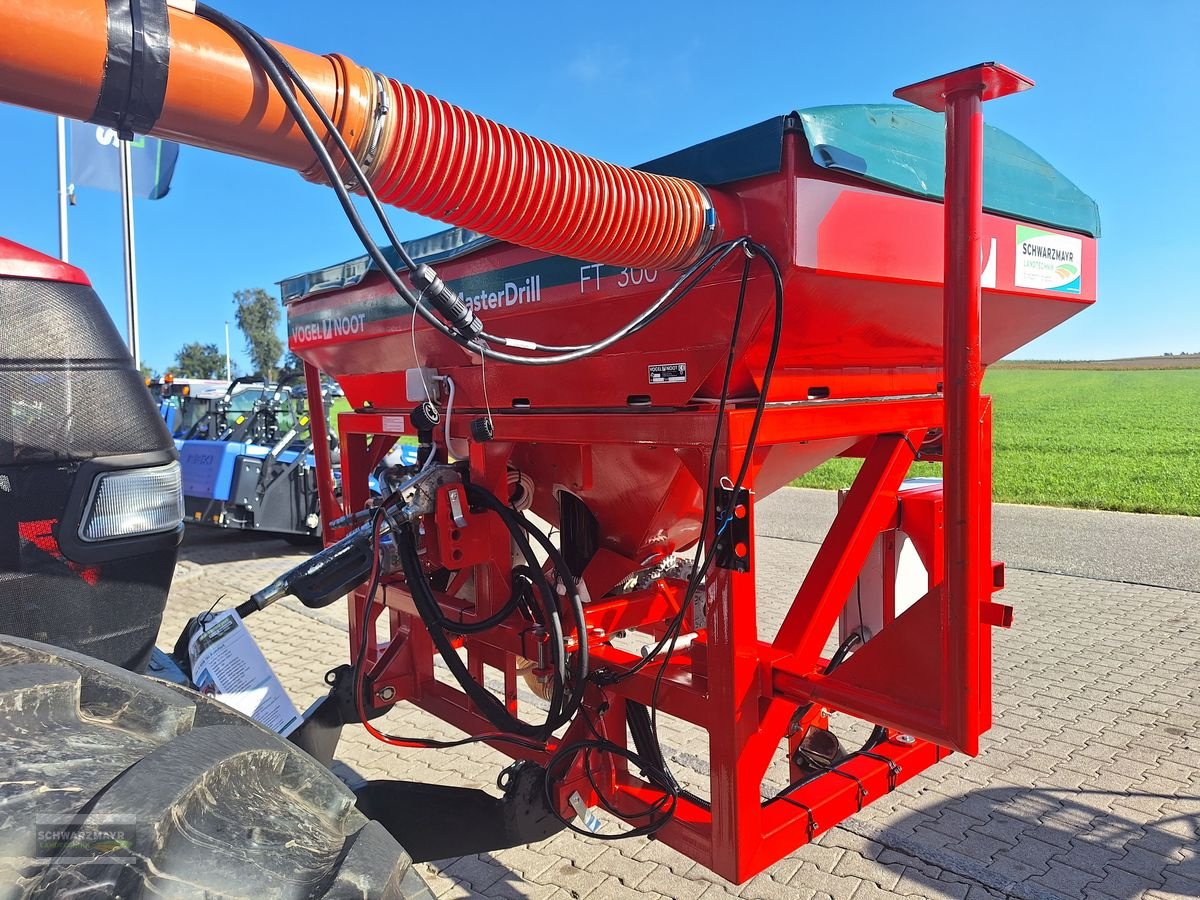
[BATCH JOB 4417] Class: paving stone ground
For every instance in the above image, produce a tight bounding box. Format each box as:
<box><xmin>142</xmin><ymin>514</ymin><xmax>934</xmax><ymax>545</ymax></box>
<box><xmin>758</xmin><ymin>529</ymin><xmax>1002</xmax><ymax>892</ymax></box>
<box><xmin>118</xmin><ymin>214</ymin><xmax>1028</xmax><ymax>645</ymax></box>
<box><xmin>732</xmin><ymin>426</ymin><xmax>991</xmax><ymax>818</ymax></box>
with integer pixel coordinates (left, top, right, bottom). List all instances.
<box><xmin>160</xmin><ymin>504</ymin><xmax>1200</xmax><ymax>900</ymax></box>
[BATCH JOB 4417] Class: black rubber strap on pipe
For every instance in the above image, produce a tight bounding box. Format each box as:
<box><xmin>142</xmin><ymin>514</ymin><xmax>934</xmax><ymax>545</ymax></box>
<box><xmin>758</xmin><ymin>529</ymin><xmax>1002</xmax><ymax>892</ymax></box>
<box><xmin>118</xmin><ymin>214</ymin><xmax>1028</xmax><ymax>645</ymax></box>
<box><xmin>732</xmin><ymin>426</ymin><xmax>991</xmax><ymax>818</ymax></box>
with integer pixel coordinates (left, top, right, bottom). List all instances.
<box><xmin>90</xmin><ymin>0</ymin><xmax>171</xmax><ymax>139</ymax></box>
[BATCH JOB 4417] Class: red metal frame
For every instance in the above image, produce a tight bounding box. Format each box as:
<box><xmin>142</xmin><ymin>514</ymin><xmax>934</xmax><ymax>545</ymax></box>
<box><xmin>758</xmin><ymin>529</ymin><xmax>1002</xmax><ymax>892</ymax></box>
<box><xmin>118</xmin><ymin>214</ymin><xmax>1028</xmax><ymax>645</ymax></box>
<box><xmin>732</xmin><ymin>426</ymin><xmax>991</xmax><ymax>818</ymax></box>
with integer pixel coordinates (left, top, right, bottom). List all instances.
<box><xmin>302</xmin><ymin>66</ymin><xmax>1044</xmax><ymax>883</ymax></box>
<box><xmin>331</xmin><ymin>395</ymin><xmax>1003</xmax><ymax>881</ymax></box>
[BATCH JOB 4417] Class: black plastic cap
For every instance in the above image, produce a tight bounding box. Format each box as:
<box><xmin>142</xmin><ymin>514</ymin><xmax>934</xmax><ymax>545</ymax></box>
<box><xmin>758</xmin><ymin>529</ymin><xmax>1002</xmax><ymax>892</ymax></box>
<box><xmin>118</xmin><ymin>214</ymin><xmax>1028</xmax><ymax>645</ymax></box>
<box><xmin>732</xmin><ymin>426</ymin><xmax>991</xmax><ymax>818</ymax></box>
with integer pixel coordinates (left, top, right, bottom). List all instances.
<box><xmin>411</xmin><ymin>401</ymin><xmax>440</xmax><ymax>432</ymax></box>
<box><xmin>470</xmin><ymin>417</ymin><xmax>494</xmax><ymax>443</ymax></box>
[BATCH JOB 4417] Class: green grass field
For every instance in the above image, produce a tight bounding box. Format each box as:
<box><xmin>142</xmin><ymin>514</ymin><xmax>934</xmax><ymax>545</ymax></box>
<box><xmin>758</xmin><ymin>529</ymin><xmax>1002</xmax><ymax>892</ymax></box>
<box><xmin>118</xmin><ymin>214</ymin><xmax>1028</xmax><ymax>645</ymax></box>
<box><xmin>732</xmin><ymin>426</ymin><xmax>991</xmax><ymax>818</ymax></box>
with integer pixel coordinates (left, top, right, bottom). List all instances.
<box><xmin>792</xmin><ymin>369</ymin><xmax>1200</xmax><ymax>516</ymax></box>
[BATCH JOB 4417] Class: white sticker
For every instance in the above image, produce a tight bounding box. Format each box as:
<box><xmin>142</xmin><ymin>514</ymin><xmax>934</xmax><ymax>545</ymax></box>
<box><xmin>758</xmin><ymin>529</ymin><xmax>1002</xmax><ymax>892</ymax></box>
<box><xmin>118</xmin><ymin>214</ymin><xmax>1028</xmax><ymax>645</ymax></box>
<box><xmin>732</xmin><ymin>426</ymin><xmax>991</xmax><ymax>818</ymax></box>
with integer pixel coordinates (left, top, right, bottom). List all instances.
<box><xmin>1015</xmin><ymin>225</ymin><xmax>1082</xmax><ymax>293</ymax></box>
<box><xmin>649</xmin><ymin>363</ymin><xmax>687</xmax><ymax>385</ymax></box>
<box><xmin>382</xmin><ymin>415</ymin><xmax>406</xmax><ymax>433</ymax></box>
<box><xmin>981</xmin><ymin>237</ymin><xmax>997</xmax><ymax>289</ymax></box>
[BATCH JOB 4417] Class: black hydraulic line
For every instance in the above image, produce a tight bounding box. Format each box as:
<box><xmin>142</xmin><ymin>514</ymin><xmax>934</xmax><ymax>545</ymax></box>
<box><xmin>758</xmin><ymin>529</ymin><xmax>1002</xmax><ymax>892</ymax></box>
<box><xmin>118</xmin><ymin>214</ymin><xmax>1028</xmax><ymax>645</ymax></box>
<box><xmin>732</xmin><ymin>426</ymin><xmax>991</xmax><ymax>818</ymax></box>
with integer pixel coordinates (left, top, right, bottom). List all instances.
<box><xmin>249</xmin><ymin>7</ymin><xmax>749</xmax><ymax>365</ymax></box>
<box><xmin>195</xmin><ymin>7</ymin><xmax>801</xmax><ymax>836</ymax></box>
<box><xmin>565</xmin><ymin>243</ymin><xmax>785</xmax><ymax>838</ymax></box>
<box><xmin>602</xmin><ymin>250</ymin><xmax>755</xmax><ymax>686</ymax></box>
<box><xmin>440</xmin><ymin>576</ymin><xmax>523</xmax><ymax>635</ymax></box>
<box><xmin>461</xmin><ymin>482</ymin><xmax>588</xmax><ymax>725</ymax></box>
<box><xmin>397</xmin><ymin>521</ymin><xmax>571</xmax><ymax>739</ymax></box>
<box><xmin>351</xmin><ymin>511</ymin><xmax>547</xmax><ymax>752</ymax></box>
<box><xmin>542</xmin><ymin>740</ymin><xmax>678</xmax><ymax>840</ymax></box>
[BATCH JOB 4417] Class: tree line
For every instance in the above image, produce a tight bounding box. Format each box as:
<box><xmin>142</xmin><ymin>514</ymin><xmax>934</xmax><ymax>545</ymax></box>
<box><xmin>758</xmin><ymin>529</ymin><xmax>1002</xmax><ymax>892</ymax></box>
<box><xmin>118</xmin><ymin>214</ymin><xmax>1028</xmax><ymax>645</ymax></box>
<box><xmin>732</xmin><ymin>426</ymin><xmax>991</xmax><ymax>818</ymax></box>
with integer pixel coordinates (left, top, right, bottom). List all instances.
<box><xmin>156</xmin><ymin>288</ymin><xmax>301</xmax><ymax>382</ymax></box>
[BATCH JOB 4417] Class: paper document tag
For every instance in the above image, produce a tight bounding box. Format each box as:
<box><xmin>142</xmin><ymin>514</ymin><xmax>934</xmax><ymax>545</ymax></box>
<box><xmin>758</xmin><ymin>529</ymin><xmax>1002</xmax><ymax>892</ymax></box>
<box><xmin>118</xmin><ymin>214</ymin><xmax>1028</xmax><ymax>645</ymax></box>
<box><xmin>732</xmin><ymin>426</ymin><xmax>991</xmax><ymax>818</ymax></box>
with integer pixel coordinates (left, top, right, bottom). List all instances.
<box><xmin>188</xmin><ymin>609</ymin><xmax>302</xmax><ymax>736</ymax></box>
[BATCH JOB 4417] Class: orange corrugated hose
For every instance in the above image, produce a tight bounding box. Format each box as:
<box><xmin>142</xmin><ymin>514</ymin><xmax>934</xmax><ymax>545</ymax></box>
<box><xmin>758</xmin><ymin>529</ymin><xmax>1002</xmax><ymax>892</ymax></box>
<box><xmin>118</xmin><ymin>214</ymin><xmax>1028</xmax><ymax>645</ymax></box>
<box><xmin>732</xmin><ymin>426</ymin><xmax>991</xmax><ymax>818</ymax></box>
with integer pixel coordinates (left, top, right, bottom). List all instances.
<box><xmin>370</xmin><ymin>80</ymin><xmax>713</xmax><ymax>270</ymax></box>
<box><xmin>0</xmin><ymin>4</ymin><xmax>724</xmax><ymax>269</ymax></box>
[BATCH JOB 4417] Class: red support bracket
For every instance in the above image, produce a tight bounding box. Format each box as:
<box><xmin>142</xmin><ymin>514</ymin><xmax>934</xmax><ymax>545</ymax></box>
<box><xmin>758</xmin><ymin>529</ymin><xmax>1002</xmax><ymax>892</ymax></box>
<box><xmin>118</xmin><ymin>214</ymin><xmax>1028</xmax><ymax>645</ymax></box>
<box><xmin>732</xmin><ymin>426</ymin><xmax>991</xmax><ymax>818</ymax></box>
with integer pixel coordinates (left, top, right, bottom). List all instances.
<box><xmin>894</xmin><ymin>62</ymin><xmax>1033</xmax><ymax>113</ymax></box>
<box><xmin>772</xmin><ymin>431</ymin><xmax>924</xmax><ymax>664</ymax></box>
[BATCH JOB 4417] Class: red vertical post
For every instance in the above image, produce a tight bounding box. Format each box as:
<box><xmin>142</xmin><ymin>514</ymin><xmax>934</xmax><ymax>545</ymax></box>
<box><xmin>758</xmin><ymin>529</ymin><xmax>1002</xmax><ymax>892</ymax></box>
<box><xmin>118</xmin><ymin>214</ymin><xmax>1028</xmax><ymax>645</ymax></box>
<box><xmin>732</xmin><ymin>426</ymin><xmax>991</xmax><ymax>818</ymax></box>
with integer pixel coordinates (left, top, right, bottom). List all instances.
<box><xmin>706</xmin><ymin>436</ymin><xmax>764</xmax><ymax>882</ymax></box>
<box><xmin>302</xmin><ymin>359</ymin><xmax>344</xmax><ymax>539</ymax></box>
<box><xmin>895</xmin><ymin>63</ymin><xmax>1033</xmax><ymax>753</ymax></box>
<box><xmin>942</xmin><ymin>85</ymin><xmax>986</xmax><ymax>754</ymax></box>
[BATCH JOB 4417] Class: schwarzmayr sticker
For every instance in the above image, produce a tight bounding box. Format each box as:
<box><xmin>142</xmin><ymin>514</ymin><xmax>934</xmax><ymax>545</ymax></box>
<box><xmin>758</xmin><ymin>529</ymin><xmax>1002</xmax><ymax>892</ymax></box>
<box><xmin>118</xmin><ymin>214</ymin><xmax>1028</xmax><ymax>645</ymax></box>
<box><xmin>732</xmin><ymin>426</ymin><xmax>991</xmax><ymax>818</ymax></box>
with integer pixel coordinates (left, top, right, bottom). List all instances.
<box><xmin>1015</xmin><ymin>225</ymin><xmax>1082</xmax><ymax>293</ymax></box>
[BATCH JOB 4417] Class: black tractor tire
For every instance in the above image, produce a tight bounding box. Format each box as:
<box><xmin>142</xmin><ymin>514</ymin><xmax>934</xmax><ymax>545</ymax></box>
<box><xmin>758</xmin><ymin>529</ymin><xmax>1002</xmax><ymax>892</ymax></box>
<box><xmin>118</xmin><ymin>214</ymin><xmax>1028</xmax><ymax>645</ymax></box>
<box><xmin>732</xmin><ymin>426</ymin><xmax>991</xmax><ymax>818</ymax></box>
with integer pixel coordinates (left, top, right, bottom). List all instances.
<box><xmin>0</xmin><ymin>634</ymin><xmax>433</xmax><ymax>900</ymax></box>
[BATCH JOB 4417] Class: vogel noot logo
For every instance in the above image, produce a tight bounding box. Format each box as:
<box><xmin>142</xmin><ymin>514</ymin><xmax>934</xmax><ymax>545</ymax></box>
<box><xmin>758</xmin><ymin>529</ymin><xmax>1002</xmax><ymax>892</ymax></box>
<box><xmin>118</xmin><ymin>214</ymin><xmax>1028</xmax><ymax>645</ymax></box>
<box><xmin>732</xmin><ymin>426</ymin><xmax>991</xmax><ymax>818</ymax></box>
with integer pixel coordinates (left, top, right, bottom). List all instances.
<box><xmin>1015</xmin><ymin>225</ymin><xmax>1082</xmax><ymax>294</ymax></box>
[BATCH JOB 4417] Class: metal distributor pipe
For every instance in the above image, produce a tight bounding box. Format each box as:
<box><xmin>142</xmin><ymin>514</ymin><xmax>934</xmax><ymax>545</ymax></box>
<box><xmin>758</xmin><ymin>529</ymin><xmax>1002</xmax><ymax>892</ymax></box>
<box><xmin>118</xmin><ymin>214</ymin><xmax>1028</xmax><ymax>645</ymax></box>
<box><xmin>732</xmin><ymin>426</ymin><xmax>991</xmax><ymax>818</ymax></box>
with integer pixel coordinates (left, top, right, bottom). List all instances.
<box><xmin>0</xmin><ymin>2</ymin><xmax>731</xmax><ymax>270</ymax></box>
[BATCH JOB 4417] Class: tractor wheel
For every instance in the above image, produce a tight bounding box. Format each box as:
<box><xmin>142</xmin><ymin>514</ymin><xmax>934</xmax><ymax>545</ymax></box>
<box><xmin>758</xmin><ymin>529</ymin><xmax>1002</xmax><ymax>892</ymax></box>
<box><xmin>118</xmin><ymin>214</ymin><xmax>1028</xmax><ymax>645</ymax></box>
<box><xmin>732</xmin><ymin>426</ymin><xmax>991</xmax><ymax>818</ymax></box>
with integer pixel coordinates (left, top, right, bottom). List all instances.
<box><xmin>0</xmin><ymin>634</ymin><xmax>432</xmax><ymax>899</ymax></box>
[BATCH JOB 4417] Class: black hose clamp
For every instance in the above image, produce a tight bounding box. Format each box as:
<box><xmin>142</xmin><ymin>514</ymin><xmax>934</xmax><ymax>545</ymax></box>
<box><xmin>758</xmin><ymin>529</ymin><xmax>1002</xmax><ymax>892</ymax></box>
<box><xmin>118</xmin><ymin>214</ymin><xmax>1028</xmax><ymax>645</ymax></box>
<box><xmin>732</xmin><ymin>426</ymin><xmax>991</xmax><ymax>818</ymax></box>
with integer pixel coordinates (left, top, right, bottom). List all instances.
<box><xmin>858</xmin><ymin>750</ymin><xmax>902</xmax><ymax>793</ymax></box>
<box><xmin>90</xmin><ymin>0</ymin><xmax>172</xmax><ymax>139</ymax></box>
<box><xmin>780</xmin><ymin>797</ymin><xmax>818</xmax><ymax>842</ymax></box>
<box><xmin>825</xmin><ymin>767</ymin><xmax>869</xmax><ymax>812</ymax></box>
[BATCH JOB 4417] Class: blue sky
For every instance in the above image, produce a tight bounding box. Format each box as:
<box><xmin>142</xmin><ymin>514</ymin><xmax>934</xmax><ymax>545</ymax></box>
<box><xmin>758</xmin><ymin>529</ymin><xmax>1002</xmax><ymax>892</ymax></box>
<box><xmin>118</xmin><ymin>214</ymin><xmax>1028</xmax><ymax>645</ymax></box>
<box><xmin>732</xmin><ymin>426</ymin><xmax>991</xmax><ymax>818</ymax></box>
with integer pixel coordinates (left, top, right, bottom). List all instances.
<box><xmin>0</xmin><ymin>1</ymin><xmax>1196</xmax><ymax>373</ymax></box>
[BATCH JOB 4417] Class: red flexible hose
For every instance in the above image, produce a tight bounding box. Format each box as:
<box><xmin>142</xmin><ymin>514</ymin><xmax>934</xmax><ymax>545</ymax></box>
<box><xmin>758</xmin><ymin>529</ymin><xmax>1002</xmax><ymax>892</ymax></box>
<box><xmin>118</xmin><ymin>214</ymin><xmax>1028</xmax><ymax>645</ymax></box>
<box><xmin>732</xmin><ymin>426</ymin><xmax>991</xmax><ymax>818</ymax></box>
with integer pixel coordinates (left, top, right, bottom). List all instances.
<box><xmin>370</xmin><ymin>80</ymin><xmax>714</xmax><ymax>270</ymax></box>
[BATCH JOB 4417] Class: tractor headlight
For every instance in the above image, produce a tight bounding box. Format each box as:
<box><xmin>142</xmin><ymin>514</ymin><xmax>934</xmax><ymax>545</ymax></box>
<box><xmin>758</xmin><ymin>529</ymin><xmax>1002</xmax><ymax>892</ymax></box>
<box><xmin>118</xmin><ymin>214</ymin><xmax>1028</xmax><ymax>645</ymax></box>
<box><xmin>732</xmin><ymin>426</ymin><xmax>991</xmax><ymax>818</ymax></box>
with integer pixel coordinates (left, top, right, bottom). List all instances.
<box><xmin>79</xmin><ymin>461</ymin><xmax>184</xmax><ymax>542</ymax></box>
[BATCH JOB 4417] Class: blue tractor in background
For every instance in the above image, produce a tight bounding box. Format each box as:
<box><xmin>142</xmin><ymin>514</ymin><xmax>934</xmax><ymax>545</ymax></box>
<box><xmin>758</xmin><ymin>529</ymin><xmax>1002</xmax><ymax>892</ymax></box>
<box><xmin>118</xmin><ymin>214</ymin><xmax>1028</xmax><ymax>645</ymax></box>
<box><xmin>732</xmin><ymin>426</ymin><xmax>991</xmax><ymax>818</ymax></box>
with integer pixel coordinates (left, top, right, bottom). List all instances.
<box><xmin>149</xmin><ymin>375</ymin><xmax>233</xmax><ymax>439</ymax></box>
<box><xmin>169</xmin><ymin>374</ymin><xmax>408</xmax><ymax>542</ymax></box>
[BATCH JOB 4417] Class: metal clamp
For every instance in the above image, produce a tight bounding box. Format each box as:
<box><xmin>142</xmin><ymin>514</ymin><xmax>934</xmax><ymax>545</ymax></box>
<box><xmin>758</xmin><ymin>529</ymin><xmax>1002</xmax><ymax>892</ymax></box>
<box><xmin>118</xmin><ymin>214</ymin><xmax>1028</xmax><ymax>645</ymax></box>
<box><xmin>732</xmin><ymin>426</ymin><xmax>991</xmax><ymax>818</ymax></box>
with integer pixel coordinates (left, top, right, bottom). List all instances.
<box><xmin>780</xmin><ymin>796</ymin><xmax>818</xmax><ymax>842</ymax></box>
<box><xmin>447</xmin><ymin>486</ymin><xmax>468</xmax><ymax>528</ymax></box>
<box><xmin>858</xmin><ymin>751</ymin><xmax>902</xmax><ymax>793</ymax></box>
<box><xmin>825</xmin><ymin>768</ymin><xmax>869</xmax><ymax>812</ymax></box>
<box><xmin>345</xmin><ymin>71</ymin><xmax>392</xmax><ymax>190</ymax></box>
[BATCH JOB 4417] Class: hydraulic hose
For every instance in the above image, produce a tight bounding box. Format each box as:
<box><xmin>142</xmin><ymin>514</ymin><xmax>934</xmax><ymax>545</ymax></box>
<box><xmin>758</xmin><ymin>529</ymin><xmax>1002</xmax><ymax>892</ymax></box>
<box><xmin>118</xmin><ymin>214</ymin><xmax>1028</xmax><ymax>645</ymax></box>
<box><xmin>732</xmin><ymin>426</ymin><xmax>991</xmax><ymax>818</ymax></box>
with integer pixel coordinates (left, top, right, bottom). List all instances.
<box><xmin>397</xmin><ymin>520</ymin><xmax>572</xmax><ymax>740</ymax></box>
<box><xmin>0</xmin><ymin>2</ymin><xmax>729</xmax><ymax>270</ymax></box>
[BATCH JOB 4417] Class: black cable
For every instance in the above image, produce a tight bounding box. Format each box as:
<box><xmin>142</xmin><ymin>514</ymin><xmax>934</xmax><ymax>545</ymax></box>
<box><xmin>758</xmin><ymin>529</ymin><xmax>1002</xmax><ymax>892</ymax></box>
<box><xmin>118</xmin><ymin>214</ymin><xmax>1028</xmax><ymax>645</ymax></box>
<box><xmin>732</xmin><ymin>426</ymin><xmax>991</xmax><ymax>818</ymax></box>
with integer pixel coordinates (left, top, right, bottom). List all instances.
<box><xmin>585</xmin><ymin>242</ymin><xmax>785</xmax><ymax>831</ymax></box>
<box><xmin>370</xmin><ymin>481</ymin><xmax>582</xmax><ymax>739</ymax></box>
<box><xmin>509</xmin><ymin>509</ymin><xmax>589</xmax><ymax>682</ymax></box>
<box><xmin>463</xmin><ymin>482</ymin><xmax>588</xmax><ymax>725</ymax></box>
<box><xmin>444</xmin><ymin>580</ymin><xmax>522</xmax><ymax>635</ymax></box>
<box><xmin>232</xmin><ymin>18</ymin><xmax>421</xmax><ymax>272</ymax></box>
<box><xmin>575</xmin><ymin>695</ymin><xmax>674</xmax><ymax>823</ymax></box>
<box><xmin>345</xmin><ymin>480</ymin><xmax>569</xmax><ymax>743</ymax></box>
<box><xmin>542</xmin><ymin>740</ymin><xmax>679</xmax><ymax>840</ymax></box>
<box><xmin>351</xmin><ymin>508</ymin><xmax>546</xmax><ymax>752</ymax></box>
<box><xmin>544</xmin><ymin>245</ymin><xmax>784</xmax><ymax>837</ymax></box>
<box><xmin>826</xmin><ymin>631</ymin><xmax>864</xmax><ymax>674</ymax></box>
<box><xmin>646</xmin><ymin>243</ymin><xmax>783</xmax><ymax>783</ymax></box>
<box><xmin>600</xmin><ymin>253</ymin><xmax>752</xmax><ymax>687</ymax></box>
<box><xmin>476</xmin><ymin>238</ymin><xmax>747</xmax><ymax>355</ymax></box>
<box><xmin>647</xmin><ymin>252</ymin><xmax>753</xmax><ymax>699</ymax></box>
<box><xmin>398</xmin><ymin>514</ymin><xmax>578</xmax><ymax>739</ymax></box>
<box><xmin>577</xmin><ymin>705</ymin><xmax>670</xmax><ymax>821</ymax></box>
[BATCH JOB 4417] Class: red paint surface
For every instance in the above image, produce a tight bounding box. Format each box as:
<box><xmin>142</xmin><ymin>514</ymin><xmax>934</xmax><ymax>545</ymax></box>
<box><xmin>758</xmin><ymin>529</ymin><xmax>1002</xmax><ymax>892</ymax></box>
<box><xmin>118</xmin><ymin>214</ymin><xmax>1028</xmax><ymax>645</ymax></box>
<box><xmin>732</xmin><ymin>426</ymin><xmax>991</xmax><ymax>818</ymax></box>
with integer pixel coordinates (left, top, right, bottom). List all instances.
<box><xmin>18</xmin><ymin>518</ymin><xmax>101</xmax><ymax>585</ymax></box>
<box><xmin>0</xmin><ymin>238</ymin><xmax>89</xmax><ymax>286</ymax></box>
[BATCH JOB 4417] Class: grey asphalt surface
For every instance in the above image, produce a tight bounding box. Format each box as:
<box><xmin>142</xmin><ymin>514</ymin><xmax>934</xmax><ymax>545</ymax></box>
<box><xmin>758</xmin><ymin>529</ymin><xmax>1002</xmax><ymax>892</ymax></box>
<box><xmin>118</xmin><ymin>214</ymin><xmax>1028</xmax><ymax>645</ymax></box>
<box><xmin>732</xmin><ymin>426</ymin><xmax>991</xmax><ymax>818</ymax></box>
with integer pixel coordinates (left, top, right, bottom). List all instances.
<box><xmin>756</xmin><ymin>488</ymin><xmax>1200</xmax><ymax>594</ymax></box>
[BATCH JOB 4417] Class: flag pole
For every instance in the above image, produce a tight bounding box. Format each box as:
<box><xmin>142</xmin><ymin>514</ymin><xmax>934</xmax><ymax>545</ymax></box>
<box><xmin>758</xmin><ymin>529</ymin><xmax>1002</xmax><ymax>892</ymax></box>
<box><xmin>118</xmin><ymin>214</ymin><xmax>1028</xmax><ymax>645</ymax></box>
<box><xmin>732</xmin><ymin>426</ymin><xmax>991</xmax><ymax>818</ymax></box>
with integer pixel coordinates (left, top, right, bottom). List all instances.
<box><xmin>56</xmin><ymin>116</ymin><xmax>69</xmax><ymax>262</ymax></box>
<box><xmin>119</xmin><ymin>138</ymin><xmax>140</xmax><ymax>367</ymax></box>
<box><xmin>225</xmin><ymin>321</ymin><xmax>232</xmax><ymax>381</ymax></box>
